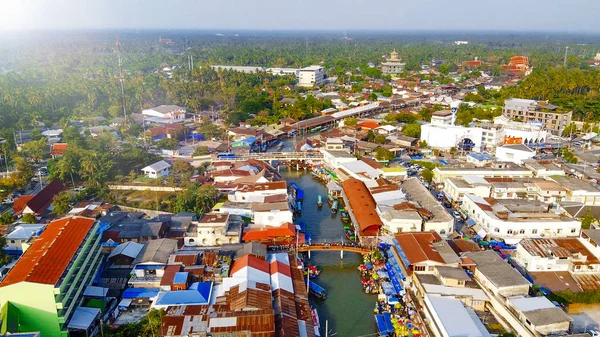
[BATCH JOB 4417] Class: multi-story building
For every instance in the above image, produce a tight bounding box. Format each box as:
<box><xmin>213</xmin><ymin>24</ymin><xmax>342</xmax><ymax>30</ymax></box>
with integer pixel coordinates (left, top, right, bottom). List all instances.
<box><xmin>297</xmin><ymin>65</ymin><xmax>324</xmax><ymax>87</ymax></box>
<box><xmin>184</xmin><ymin>213</ymin><xmax>242</xmax><ymax>247</ymax></box>
<box><xmin>502</xmin><ymin>98</ymin><xmax>572</xmax><ymax>135</ymax></box>
<box><xmin>513</xmin><ymin>237</ymin><xmax>600</xmax><ymax>273</ymax></box>
<box><xmin>381</xmin><ymin>49</ymin><xmax>406</xmax><ymax>75</ymax></box>
<box><xmin>0</xmin><ymin>217</ymin><xmax>102</xmax><ymax>337</ymax></box>
<box><xmin>433</xmin><ymin>166</ymin><xmax>534</xmax><ymax>186</ymax></box>
<box><xmin>461</xmin><ymin>194</ymin><xmax>581</xmax><ymax>244</ymax></box>
<box><xmin>430</xmin><ymin>110</ymin><xmax>454</xmax><ymax>125</ymax></box>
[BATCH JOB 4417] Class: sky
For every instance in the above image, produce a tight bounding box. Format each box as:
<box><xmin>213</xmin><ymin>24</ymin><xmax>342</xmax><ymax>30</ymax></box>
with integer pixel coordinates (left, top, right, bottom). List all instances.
<box><xmin>1</xmin><ymin>0</ymin><xmax>599</xmax><ymax>33</ymax></box>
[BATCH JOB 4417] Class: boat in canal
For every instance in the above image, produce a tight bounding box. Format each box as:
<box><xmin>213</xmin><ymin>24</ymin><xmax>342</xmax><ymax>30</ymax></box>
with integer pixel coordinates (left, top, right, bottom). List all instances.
<box><xmin>311</xmin><ymin>171</ymin><xmax>322</xmax><ymax>181</ymax></box>
<box><xmin>308</xmin><ymin>281</ymin><xmax>327</xmax><ymax>299</ymax></box>
<box><xmin>340</xmin><ymin>209</ymin><xmax>349</xmax><ymax>223</ymax></box>
<box><xmin>345</xmin><ymin>228</ymin><xmax>356</xmax><ymax>241</ymax></box>
<box><xmin>304</xmin><ymin>265</ymin><xmax>321</xmax><ymax>279</ymax></box>
<box><xmin>331</xmin><ymin>200</ymin><xmax>338</xmax><ymax>214</ymax></box>
<box><xmin>317</xmin><ymin>195</ymin><xmax>323</xmax><ymax>208</ymax></box>
<box><xmin>277</xmin><ymin>141</ymin><xmax>285</xmax><ymax>150</ymax></box>
<box><xmin>327</xmin><ymin>194</ymin><xmax>334</xmax><ymax>206</ymax></box>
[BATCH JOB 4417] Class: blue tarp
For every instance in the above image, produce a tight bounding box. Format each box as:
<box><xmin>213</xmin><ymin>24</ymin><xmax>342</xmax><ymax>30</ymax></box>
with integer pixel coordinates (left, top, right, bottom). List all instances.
<box><xmin>466</xmin><ymin>219</ymin><xmax>476</xmax><ymax>226</ymax></box>
<box><xmin>382</xmin><ymin>282</ymin><xmax>395</xmax><ymax>296</ymax></box>
<box><xmin>439</xmin><ymin>159</ymin><xmax>449</xmax><ymax>166</ymax></box>
<box><xmin>383</xmin><ymin>312</ymin><xmax>395</xmax><ymax>334</ymax></box>
<box><xmin>122</xmin><ymin>287</ymin><xmax>160</xmax><ymax>299</ymax></box>
<box><xmin>377</xmin><ymin>270</ymin><xmax>390</xmax><ymax>280</ymax></box>
<box><xmin>375</xmin><ymin>315</ymin><xmax>389</xmax><ymax>336</ymax></box>
<box><xmin>365</xmin><ymin>262</ymin><xmax>373</xmax><ymax>270</ymax></box>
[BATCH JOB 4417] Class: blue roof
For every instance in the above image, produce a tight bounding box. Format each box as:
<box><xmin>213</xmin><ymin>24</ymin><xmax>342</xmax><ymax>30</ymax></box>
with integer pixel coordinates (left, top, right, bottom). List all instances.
<box><xmin>467</xmin><ymin>153</ymin><xmax>495</xmax><ymax>161</ymax></box>
<box><xmin>122</xmin><ymin>287</ymin><xmax>160</xmax><ymax>299</ymax></box>
<box><xmin>153</xmin><ymin>282</ymin><xmax>212</xmax><ymax>307</ymax></box>
<box><xmin>173</xmin><ymin>272</ymin><xmax>189</xmax><ymax>284</ymax></box>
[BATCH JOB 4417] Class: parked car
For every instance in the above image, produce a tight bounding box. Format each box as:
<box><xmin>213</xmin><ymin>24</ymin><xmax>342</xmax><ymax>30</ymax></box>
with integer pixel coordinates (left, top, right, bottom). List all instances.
<box><xmin>443</xmin><ymin>202</ymin><xmax>452</xmax><ymax>208</ymax></box>
<box><xmin>452</xmin><ymin>210</ymin><xmax>461</xmax><ymax>219</ymax></box>
<box><xmin>2</xmin><ymin>197</ymin><xmax>14</xmax><ymax>205</ymax></box>
<box><xmin>74</xmin><ymin>186</ymin><xmax>85</xmax><ymax>192</ymax></box>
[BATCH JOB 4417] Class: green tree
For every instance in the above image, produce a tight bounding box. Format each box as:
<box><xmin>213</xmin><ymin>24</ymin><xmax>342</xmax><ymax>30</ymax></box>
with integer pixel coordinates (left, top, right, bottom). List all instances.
<box><xmin>421</xmin><ymin>168</ymin><xmax>434</xmax><ymax>183</ymax></box>
<box><xmin>157</xmin><ymin>138</ymin><xmax>179</xmax><ymax>150</ymax></box>
<box><xmin>21</xmin><ymin>213</ymin><xmax>37</xmax><ymax>224</ymax></box>
<box><xmin>374</xmin><ymin>148</ymin><xmax>395</xmax><ymax>162</ymax></box>
<box><xmin>52</xmin><ymin>191</ymin><xmax>73</xmax><ymax>215</ymax></box>
<box><xmin>581</xmin><ymin>210</ymin><xmax>597</xmax><ymax>229</ymax></box>
<box><xmin>21</xmin><ymin>138</ymin><xmax>48</xmax><ymax>163</ymax></box>
<box><xmin>0</xmin><ymin>235</ymin><xmax>10</xmax><ymax>265</ymax></box>
<box><xmin>344</xmin><ymin>117</ymin><xmax>359</xmax><ymax>127</ymax></box>
<box><xmin>402</xmin><ymin>124</ymin><xmax>422</xmax><ymax>138</ymax></box>
<box><xmin>418</xmin><ymin>140</ymin><xmax>428</xmax><ymax>148</ymax></box>
<box><xmin>172</xmin><ymin>160</ymin><xmax>194</xmax><ymax>176</ymax></box>
<box><xmin>367</xmin><ymin>130</ymin><xmax>375</xmax><ymax>142</ymax></box>
<box><xmin>0</xmin><ymin>213</ymin><xmax>15</xmax><ymax>225</ymax></box>
<box><xmin>193</xmin><ymin>146</ymin><xmax>211</xmax><ymax>156</ymax></box>
<box><xmin>374</xmin><ymin>134</ymin><xmax>387</xmax><ymax>144</ymax></box>
<box><xmin>30</xmin><ymin>128</ymin><xmax>42</xmax><ymax>141</ymax></box>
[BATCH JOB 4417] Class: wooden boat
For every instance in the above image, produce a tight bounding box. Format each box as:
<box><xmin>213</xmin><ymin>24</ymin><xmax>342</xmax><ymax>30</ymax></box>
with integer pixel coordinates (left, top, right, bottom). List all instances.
<box><xmin>331</xmin><ymin>200</ymin><xmax>338</xmax><ymax>214</ymax></box>
<box><xmin>345</xmin><ymin>228</ymin><xmax>356</xmax><ymax>241</ymax></box>
<box><xmin>310</xmin><ymin>171</ymin><xmax>322</xmax><ymax>181</ymax></box>
<box><xmin>308</xmin><ymin>281</ymin><xmax>327</xmax><ymax>299</ymax></box>
<box><xmin>327</xmin><ymin>194</ymin><xmax>334</xmax><ymax>206</ymax></box>
<box><xmin>340</xmin><ymin>209</ymin><xmax>350</xmax><ymax>223</ymax></box>
<box><xmin>317</xmin><ymin>195</ymin><xmax>323</xmax><ymax>208</ymax></box>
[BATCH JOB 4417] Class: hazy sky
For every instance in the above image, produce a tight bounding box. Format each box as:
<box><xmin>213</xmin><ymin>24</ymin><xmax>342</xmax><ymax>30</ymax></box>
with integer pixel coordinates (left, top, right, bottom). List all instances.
<box><xmin>1</xmin><ymin>0</ymin><xmax>599</xmax><ymax>32</ymax></box>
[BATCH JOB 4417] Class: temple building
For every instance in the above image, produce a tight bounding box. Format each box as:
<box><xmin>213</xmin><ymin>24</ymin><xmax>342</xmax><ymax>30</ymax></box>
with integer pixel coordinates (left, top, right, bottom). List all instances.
<box><xmin>382</xmin><ymin>49</ymin><xmax>406</xmax><ymax>75</ymax></box>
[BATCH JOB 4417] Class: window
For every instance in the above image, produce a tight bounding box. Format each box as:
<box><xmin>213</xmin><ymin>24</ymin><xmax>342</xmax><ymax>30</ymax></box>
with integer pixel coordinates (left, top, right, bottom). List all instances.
<box><xmin>557</xmin><ymin>229</ymin><xmax>562</xmax><ymax>234</ymax></box>
<box><xmin>414</xmin><ymin>265</ymin><xmax>426</xmax><ymax>272</ymax></box>
<box><xmin>571</xmin><ymin>228</ymin><xmax>577</xmax><ymax>234</ymax></box>
<box><xmin>440</xmin><ymin>229</ymin><xmax>446</xmax><ymax>235</ymax></box>
<box><xmin>188</xmin><ymin>238</ymin><xmax>195</xmax><ymax>244</ymax></box>
<box><xmin>10</xmin><ymin>240</ymin><xmax>14</xmax><ymax>244</ymax></box>
<box><xmin>532</xmin><ymin>229</ymin><xmax>538</xmax><ymax>234</ymax></box>
<box><xmin>519</xmin><ymin>229</ymin><xmax>525</xmax><ymax>234</ymax></box>
<box><xmin>507</xmin><ymin>229</ymin><xmax>513</xmax><ymax>235</ymax></box>
<box><xmin>494</xmin><ymin>228</ymin><xmax>500</xmax><ymax>233</ymax></box>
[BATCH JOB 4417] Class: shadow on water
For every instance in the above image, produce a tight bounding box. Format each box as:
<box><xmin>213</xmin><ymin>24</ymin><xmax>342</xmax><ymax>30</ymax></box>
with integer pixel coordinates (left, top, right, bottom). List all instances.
<box><xmin>282</xmin><ymin>170</ymin><xmax>376</xmax><ymax>337</ymax></box>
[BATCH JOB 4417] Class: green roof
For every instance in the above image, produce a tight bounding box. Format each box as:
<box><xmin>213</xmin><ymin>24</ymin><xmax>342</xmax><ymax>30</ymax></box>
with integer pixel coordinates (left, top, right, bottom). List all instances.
<box><xmin>84</xmin><ymin>299</ymin><xmax>107</xmax><ymax>313</ymax></box>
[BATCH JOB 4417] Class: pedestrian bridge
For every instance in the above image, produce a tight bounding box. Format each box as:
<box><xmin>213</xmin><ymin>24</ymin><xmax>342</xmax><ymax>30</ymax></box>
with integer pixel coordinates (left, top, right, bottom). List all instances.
<box><xmin>296</xmin><ymin>243</ymin><xmax>371</xmax><ymax>259</ymax></box>
<box><xmin>211</xmin><ymin>152</ymin><xmax>323</xmax><ymax>162</ymax></box>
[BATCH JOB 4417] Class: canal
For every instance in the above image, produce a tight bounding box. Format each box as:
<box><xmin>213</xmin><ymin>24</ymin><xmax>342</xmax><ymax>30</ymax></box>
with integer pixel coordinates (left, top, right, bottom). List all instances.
<box><xmin>281</xmin><ymin>170</ymin><xmax>377</xmax><ymax>337</ymax></box>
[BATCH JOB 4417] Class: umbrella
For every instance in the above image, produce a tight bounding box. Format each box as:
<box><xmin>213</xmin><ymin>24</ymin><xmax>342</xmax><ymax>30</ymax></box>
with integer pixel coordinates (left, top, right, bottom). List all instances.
<box><xmin>479</xmin><ymin>241</ymin><xmax>490</xmax><ymax>246</ymax></box>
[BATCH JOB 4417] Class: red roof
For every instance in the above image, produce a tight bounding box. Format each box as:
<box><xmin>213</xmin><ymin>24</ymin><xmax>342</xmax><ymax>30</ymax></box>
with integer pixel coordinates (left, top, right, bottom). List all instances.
<box><xmin>394</xmin><ymin>231</ymin><xmax>444</xmax><ymax>267</ymax></box>
<box><xmin>242</xmin><ymin>223</ymin><xmax>296</xmax><ymax>242</ymax></box>
<box><xmin>1</xmin><ymin>216</ymin><xmax>96</xmax><ymax>287</ymax></box>
<box><xmin>160</xmin><ymin>264</ymin><xmax>183</xmax><ymax>287</ymax></box>
<box><xmin>341</xmin><ymin>178</ymin><xmax>382</xmax><ymax>236</ymax></box>
<box><xmin>50</xmin><ymin>143</ymin><xmax>68</xmax><ymax>156</ymax></box>
<box><xmin>357</xmin><ymin>120</ymin><xmax>380</xmax><ymax>130</ymax></box>
<box><xmin>270</xmin><ymin>261</ymin><xmax>292</xmax><ymax>278</ymax></box>
<box><xmin>230</xmin><ymin>254</ymin><xmax>270</xmax><ymax>276</ymax></box>
<box><xmin>23</xmin><ymin>180</ymin><xmax>67</xmax><ymax>215</ymax></box>
<box><xmin>12</xmin><ymin>195</ymin><xmax>35</xmax><ymax>216</ymax></box>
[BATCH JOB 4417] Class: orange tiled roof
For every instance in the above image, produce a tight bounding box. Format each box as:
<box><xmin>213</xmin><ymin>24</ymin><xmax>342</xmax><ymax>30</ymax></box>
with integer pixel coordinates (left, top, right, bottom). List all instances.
<box><xmin>342</xmin><ymin>178</ymin><xmax>382</xmax><ymax>236</ymax></box>
<box><xmin>395</xmin><ymin>231</ymin><xmax>445</xmax><ymax>266</ymax></box>
<box><xmin>242</xmin><ymin>223</ymin><xmax>296</xmax><ymax>242</ymax></box>
<box><xmin>50</xmin><ymin>143</ymin><xmax>68</xmax><ymax>156</ymax></box>
<box><xmin>230</xmin><ymin>254</ymin><xmax>270</xmax><ymax>276</ymax></box>
<box><xmin>12</xmin><ymin>195</ymin><xmax>34</xmax><ymax>215</ymax></box>
<box><xmin>0</xmin><ymin>216</ymin><xmax>96</xmax><ymax>287</ymax></box>
<box><xmin>357</xmin><ymin>120</ymin><xmax>380</xmax><ymax>130</ymax></box>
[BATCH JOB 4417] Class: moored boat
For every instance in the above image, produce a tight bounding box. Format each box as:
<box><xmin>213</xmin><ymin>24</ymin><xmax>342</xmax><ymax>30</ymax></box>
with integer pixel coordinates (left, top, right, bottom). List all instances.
<box><xmin>345</xmin><ymin>228</ymin><xmax>356</xmax><ymax>241</ymax></box>
<box><xmin>308</xmin><ymin>281</ymin><xmax>327</xmax><ymax>299</ymax></box>
<box><xmin>340</xmin><ymin>209</ymin><xmax>349</xmax><ymax>223</ymax></box>
<box><xmin>317</xmin><ymin>195</ymin><xmax>323</xmax><ymax>208</ymax></box>
<box><xmin>331</xmin><ymin>200</ymin><xmax>338</xmax><ymax>214</ymax></box>
<box><xmin>327</xmin><ymin>194</ymin><xmax>334</xmax><ymax>206</ymax></box>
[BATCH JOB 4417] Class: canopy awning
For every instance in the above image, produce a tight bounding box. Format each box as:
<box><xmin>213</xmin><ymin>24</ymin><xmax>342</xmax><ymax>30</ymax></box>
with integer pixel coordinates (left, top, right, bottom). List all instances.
<box><xmin>67</xmin><ymin>307</ymin><xmax>100</xmax><ymax>330</ymax></box>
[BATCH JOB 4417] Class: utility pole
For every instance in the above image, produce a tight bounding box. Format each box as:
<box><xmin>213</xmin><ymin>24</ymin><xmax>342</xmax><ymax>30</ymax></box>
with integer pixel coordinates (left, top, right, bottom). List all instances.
<box><xmin>116</xmin><ymin>36</ymin><xmax>127</xmax><ymax>124</ymax></box>
<box><xmin>563</xmin><ymin>46</ymin><xmax>569</xmax><ymax>68</ymax></box>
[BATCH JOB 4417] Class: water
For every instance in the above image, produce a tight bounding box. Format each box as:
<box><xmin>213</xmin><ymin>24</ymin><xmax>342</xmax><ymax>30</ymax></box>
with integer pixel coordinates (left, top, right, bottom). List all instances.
<box><xmin>281</xmin><ymin>170</ymin><xmax>377</xmax><ymax>337</ymax></box>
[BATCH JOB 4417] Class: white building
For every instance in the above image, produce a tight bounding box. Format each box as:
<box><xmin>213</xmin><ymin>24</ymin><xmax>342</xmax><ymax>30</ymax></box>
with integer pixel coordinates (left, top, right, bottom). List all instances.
<box><xmin>297</xmin><ymin>65</ymin><xmax>325</xmax><ymax>87</ymax></box>
<box><xmin>493</xmin><ymin>116</ymin><xmax>548</xmax><ymax>145</ymax></box>
<box><xmin>421</xmin><ymin>124</ymin><xmax>484</xmax><ymax>152</ymax></box>
<box><xmin>266</xmin><ymin>68</ymin><xmax>299</xmax><ymax>76</ymax></box>
<box><xmin>142</xmin><ymin>160</ymin><xmax>171</xmax><ymax>179</ymax></box>
<box><xmin>514</xmin><ymin>237</ymin><xmax>600</xmax><ymax>273</ymax></box>
<box><xmin>210</xmin><ymin>65</ymin><xmax>265</xmax><ymax>73</ymax></box>
<box><xmin>553</xmin><ymin>176</ymin><xmax>600</xmax><ymax>205</ymax></box>
<box><xmin>251</xmin><ymin>202</ymin><xmax>294</xmax><ymax>228</ymax></box>
<box><xmin>461</xmin><ymin>194</ymin><xmax>581</xmax><ymax>244</ymax></box>
<box><xmin>228</xmin><ymin>181</ymin><xmax>287</xmax><ymax>203</ymax></box>
<box><xmin>495</xmin><ymin>144</ymin><xmax>536</xmax><ymax>165</ymax></box>
<box><xmin>320</xmin><ymin>149</ymin><xmax>357</xmax><ymax>169</ymax></box>
<box><xmin>4</xmin><ymin>224</ymin><xmax>46</xmax><ymax>254</ymax></box>
<box><xmin>444</xmin><ymin>176</ymin><xmax>491</xmax><ymax>203</ymax></box>
<box><xmin>422</xmin><ymin>295</ymin><xmax>491</xmax><ymax>337</ymax></box>
<box><xmin>142</xmin><ymin>105</ymin><xmax>186</xmax><ymax>123</ymax></box>
<box><xmin>184</xmin><ymin>213</ymin><xmax>242</xmax><ymax>247</ymax></box>
<box><xmin>433</xmin><ymin>166</ymin><xmax>534</xmax><ymax>185</ymax></box>
<box><xmin>430</xmin><ymin>110</ymin><xmax>454</xmax><ymax>126</ymax></box>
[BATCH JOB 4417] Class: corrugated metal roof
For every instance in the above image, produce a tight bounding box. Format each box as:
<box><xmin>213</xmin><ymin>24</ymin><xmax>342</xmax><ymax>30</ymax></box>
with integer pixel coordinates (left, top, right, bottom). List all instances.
<box><xmin>0</xmin><ymin>216</ymin><xmax>96</xmax><ymax>287</ymax></box>
<box><xmin>342</xmin><ymin>178</ymin><xmax>382</xmax><ymax>236</ymax></box>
